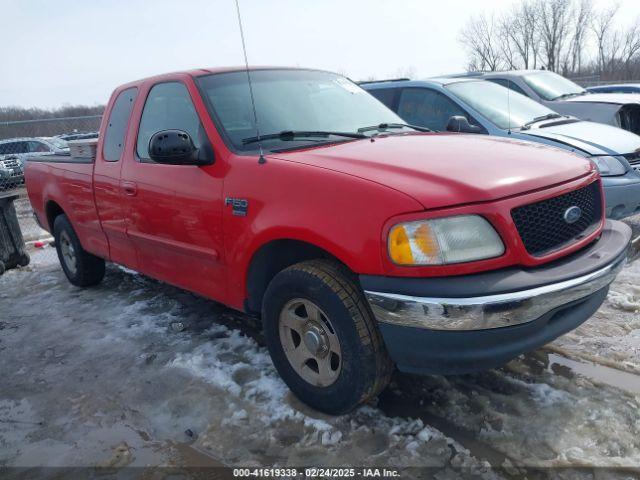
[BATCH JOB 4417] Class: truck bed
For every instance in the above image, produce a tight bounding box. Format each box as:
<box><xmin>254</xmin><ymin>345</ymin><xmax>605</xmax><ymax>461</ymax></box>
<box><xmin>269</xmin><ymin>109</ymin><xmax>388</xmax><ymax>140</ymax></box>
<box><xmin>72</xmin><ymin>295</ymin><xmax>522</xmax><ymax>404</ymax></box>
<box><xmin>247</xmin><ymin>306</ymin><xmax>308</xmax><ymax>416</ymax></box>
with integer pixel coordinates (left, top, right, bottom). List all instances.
<box><xmin>25</xmin><ymin>150</ymin><xmax>109</xmax><ymax>260</ymax></box>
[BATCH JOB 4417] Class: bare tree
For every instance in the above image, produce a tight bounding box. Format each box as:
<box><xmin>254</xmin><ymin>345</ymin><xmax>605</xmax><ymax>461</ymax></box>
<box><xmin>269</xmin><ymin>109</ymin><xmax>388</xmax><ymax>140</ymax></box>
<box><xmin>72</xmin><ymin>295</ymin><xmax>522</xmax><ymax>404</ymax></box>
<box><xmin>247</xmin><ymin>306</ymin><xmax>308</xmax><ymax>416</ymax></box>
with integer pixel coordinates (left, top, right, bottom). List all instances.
<box><xmin>499</xmin><ymin>0</ymin><xmax>540</xmax><ymax>70</ymax></box>
<box><xmin>620</xmin><ymin>17</ymin><xmax>640</xmax><ymax>78</ymax></box>
<box><xmin>459</xmin><ymin>0</ymin><xmax>640</xmax><ymax>82</ymax></box>
<box><xmin>459</xmin><ymin>13</ymin><xmax>504</xmax><ymax>71</ymax></box>
<box><xmin>393</xmin><ymin>66</ymin><xmax>417</xmax><ymax>79</ymax></box>
<box><xmin>566</xmin><ymin>0</ymin><xmax>592</xmax><ymax>73</ymax></box>
<box><xmin>537</xmin><ymin>0</ymin><xmax>573</xmax><ymax>71</ymax></box>
<box><xmin>592</xmin><ymin>3</ymin><xmax>621</xmax><ymax>75</ymax></box>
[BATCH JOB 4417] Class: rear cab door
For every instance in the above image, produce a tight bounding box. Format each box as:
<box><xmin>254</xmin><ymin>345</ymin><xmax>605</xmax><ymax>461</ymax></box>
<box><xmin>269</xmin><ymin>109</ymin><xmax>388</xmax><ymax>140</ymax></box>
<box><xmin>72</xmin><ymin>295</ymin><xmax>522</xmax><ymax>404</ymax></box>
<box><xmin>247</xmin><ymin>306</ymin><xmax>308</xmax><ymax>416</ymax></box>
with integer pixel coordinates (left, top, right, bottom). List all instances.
<box><xmin>94</xmin><ymin>85</ymin><xmax>140</xmax><ymax>268</ymax></box>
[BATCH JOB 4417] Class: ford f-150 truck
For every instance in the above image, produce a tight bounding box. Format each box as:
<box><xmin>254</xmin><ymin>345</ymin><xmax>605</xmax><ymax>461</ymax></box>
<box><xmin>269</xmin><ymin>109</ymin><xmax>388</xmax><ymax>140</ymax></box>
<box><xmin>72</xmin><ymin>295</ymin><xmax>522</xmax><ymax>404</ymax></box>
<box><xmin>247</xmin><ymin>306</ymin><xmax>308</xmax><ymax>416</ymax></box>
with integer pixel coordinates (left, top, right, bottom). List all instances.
<box><xmin>26</xmin><ymin>67</ymin><xmax>631</xmax><ymax>414</ymax></box>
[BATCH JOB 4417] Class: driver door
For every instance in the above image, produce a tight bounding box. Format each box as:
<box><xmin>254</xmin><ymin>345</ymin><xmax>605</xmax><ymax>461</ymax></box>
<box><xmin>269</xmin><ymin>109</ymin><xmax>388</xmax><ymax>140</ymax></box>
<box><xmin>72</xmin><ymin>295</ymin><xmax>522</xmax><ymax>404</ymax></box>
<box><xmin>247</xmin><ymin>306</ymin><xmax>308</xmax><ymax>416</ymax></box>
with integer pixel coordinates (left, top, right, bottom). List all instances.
<box><xmin>121</xmin><ymin>80</ymin><xmax>225</xmax><ymax>301</ymax></box>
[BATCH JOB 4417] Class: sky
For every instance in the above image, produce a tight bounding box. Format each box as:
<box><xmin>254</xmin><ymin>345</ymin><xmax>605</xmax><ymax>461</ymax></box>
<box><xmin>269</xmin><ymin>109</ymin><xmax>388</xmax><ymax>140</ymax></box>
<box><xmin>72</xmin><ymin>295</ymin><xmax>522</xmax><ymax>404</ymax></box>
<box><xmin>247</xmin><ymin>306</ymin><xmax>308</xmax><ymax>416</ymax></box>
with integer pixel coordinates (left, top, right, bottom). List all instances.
<box><xmin>1</xmin><ymin>0</ymin><xmax>638</xmax><ymax>108</ymax></box>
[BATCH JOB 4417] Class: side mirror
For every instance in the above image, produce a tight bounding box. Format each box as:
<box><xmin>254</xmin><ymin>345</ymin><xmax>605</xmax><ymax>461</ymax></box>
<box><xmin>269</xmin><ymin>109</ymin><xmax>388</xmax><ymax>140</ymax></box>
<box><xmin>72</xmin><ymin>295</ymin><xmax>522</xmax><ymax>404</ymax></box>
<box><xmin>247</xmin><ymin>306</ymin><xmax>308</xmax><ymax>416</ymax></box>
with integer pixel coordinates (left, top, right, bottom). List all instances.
<box><xmin>148</xmin><ymin>129</ymin><xmax>213</xmax><ymax>166</ymax></box>
<box><xmin>446</xmin><ymin>116</ymin><xmax>482</xmax><ymax>134</ymax></box>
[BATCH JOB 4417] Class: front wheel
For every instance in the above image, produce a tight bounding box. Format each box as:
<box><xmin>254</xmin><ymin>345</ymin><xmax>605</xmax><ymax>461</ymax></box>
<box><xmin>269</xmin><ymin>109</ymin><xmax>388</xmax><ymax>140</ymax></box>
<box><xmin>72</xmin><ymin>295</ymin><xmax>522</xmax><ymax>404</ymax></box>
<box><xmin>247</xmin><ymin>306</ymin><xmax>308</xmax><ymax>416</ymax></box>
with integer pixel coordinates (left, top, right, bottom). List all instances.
<box><xmin>263</xmin><ymin>260</ymin><xmax>392</xmax><ymax>414</ymax></box>
<box><xmin>53</xmin><ymin>214</ymin><xmax>105</xmax><ymax>287</ymax></box>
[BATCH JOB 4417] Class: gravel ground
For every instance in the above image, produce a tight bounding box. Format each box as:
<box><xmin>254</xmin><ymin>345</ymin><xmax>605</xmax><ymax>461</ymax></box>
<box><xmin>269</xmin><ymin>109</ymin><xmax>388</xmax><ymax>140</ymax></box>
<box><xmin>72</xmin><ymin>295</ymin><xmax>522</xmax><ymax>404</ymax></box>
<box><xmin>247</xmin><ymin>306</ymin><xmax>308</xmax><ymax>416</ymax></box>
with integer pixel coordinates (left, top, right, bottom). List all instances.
<box><xmin>1</xmin><ymin>199</ymin><xmax>639</xmax><ymax>478</ymax></box>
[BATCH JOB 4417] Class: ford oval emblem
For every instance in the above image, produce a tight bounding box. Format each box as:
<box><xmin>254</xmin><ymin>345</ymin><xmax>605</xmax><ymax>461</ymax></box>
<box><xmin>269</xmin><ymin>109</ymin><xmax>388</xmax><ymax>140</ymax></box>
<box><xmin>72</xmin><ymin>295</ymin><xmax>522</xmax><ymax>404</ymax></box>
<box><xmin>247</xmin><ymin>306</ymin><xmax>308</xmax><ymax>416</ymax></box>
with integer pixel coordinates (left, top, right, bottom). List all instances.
<box><xmin>564</xmin><ymin>206</ymin><xmax>582</xmax><ymax>224</ymax></box>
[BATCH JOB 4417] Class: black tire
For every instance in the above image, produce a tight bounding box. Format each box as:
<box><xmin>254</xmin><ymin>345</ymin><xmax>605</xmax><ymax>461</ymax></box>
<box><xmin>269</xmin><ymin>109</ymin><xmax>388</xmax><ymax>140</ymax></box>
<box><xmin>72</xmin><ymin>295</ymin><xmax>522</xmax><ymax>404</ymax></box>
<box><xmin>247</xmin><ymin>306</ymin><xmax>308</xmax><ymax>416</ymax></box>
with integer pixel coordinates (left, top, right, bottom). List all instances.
<box><xmin>0</xmin><ymin>261</ymin><xmax>5</xmax><ymax>275</ymax></box>
<box><xmin>263</xmin><ymin>259</ymin><xmax>392</xmax><ymax>414</ymax></box>
<box><xmin>18</xmin><ymin>253</ymin><xmax>30</xmax><ymax>267</ymax></box>
<box><xmin>53</xmin><ymin>214</ymin><xmax>105</xmax><ymax>287</ymax></box>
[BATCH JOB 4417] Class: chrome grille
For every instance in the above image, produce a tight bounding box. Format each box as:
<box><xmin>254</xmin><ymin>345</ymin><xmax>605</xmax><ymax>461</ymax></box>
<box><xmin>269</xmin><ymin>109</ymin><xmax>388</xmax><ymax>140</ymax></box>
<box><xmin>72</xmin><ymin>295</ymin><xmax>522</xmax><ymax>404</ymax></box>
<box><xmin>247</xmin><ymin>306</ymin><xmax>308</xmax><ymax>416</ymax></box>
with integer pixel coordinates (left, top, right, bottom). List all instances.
<box><xmin>2</xmin><ymin>158</ymin><xmax>20</xmax><ymax>169</ymax></box>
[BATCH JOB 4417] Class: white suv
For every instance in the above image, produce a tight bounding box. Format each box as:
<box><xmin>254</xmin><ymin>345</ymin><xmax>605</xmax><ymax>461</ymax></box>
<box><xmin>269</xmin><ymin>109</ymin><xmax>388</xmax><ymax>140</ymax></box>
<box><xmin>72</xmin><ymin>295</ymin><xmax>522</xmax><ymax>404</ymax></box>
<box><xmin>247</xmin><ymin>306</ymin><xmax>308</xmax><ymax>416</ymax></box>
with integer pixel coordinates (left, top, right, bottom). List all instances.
<box><xmin>0</xmin><ymin>137</ymin><xmax>69</xmax><ymax>190</ymax></box>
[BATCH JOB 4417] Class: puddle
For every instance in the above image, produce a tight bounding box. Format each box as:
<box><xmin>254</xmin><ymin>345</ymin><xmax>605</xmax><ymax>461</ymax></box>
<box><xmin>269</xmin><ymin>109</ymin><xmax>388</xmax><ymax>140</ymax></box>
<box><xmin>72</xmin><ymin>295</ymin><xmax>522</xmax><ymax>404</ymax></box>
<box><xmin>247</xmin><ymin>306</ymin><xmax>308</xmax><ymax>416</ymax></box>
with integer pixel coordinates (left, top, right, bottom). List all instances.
<box><xmin>520</xmin><ymin>350</ymin><xmax>640</xmax><ymax>396</ymax></box>
<box><xmin>546</xmin><ymin>353</ymin><xmax>640</xmax><ymax>396</ymax></box>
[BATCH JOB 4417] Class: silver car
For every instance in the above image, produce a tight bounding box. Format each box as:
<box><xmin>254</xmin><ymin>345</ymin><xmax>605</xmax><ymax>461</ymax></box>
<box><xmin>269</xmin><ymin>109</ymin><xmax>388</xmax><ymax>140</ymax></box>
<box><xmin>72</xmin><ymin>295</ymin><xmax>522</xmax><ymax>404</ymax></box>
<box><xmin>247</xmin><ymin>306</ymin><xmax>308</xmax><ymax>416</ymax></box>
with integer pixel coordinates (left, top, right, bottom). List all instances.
<box><xmin>0</xmin><ymin>137</ymin><xmax>70</xmax><ymax>190</ymax></box>
<box><xmin>475</xmin><ymin>70</ymin><xmax>640</xmax><ymax>136</ymax></box>
<box><xmin>0</xmin><ymin>136</ymin><xmax>70</xmax><ymax>160</ymax></box>
<box><xmin>362</xmin><ymin>77</ymin><xmax>640</xmax><ymax>219</ymax></box>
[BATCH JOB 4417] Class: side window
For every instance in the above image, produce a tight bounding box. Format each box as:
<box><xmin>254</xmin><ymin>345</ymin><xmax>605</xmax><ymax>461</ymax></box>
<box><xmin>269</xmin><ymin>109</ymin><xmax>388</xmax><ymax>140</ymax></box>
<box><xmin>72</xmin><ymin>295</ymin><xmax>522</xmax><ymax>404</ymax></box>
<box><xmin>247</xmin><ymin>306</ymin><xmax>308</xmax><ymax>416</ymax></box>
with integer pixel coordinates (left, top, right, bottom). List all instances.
<box><xmin>488</xmin><ymin>78</ymin><xmax>527</xmax><ymax>97</ymax></box>
<box><xmin>397</xmin><ymin>88</ymin><xmax>469</xmax><ymax>131</ymax></box>
<box><xmin>136</xmin><ymin>82</ymin><xmax>202</xmax><ymax>160</ymax></box>
<box><xmin>28</xmin><ymin>141</ymin><xmax>51</xmax><ymax>153</ymax></box>
<box><xmin>368</xmin><ymin>88</ymin><xmax>398</xmax><ymax>110</ymax></box>
<box><xmin>9</xmin><ymin>142</ymin><xmax>29</xmax><ymax>154</ymax></box>
<box><xmin>103</xmin><ymin>87</ymin><xmax>138</xmax><ymax>161</ymax></box>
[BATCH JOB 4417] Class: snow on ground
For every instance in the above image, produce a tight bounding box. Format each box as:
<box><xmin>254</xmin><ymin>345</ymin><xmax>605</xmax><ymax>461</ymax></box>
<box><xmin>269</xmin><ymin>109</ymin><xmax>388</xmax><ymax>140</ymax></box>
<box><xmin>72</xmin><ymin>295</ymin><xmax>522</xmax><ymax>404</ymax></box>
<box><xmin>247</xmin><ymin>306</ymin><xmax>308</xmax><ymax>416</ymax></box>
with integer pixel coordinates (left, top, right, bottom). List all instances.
<box><xmin>550</xmin><ymin>235</ymin><xmax>640</xmax><ymax>373</ymax></box>
<box><xmin>0</xmin><ymin>261</ymin><xmax>495</xmax><ymax>477</ymax></box>
<box><xmin>1</xmin><ymin>213</ymin><xmax>640</xmax><ymax>475</ymax></box>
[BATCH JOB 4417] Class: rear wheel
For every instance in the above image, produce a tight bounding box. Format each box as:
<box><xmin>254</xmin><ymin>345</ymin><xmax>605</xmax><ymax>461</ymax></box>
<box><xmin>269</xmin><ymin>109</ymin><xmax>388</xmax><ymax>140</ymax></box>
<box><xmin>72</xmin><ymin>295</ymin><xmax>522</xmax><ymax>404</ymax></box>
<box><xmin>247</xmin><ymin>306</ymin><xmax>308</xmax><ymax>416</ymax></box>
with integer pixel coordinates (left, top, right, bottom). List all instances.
<box><xmin>263</xmin><ymin>259</ymin><xmax>392</xmax><ymax>414</ymax></box>
<box><xmin>18</xmin><ymin>253</ymin><xmax>30</xmax><ymax>267</ymax></box>
<box><xmin>53</xmin><ymin>214</ymin><xmax>105</xmax><ymax>287</ymax></box>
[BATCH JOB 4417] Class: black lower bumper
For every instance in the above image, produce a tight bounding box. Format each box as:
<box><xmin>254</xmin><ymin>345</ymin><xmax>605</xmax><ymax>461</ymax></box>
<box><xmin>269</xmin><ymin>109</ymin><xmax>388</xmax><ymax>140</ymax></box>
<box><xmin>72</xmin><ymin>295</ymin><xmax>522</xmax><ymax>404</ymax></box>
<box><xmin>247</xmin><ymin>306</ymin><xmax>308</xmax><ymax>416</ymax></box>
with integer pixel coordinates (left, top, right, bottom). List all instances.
<box><xmin>378</xmin><ymin>287</ymin><xmax>608</xmax><ymax>375</ymax></box>
<box><xmin>361</xmin><ymin>220</ymin><xmax>632</xmax><ymax>376</ymax></box>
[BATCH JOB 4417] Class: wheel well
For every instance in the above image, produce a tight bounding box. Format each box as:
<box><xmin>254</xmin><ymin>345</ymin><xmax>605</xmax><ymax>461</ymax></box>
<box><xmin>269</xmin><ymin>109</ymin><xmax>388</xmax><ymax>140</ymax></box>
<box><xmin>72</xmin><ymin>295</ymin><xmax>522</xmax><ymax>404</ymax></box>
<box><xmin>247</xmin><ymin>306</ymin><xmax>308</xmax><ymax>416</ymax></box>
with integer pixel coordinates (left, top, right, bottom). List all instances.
<box><xmin>245</xmin><ymin>240</ymin><xmax>344</xmax><ymax>314</ymax></box>
<box><xmin>45</xmin><ymin>201</ymin><xmax>64</xmax><ymax>231</ymax></box>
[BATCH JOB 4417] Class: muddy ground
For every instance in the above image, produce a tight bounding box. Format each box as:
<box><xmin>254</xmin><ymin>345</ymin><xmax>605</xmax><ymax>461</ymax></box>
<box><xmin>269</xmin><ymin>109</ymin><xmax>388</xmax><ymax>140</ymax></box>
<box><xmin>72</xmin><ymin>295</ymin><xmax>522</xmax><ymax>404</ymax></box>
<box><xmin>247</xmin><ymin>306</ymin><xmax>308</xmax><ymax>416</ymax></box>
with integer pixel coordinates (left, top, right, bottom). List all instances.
<box><xmin>1</xmin><ymin>197</ymin><xmax>640</xmax><ymax>478</ymax></box>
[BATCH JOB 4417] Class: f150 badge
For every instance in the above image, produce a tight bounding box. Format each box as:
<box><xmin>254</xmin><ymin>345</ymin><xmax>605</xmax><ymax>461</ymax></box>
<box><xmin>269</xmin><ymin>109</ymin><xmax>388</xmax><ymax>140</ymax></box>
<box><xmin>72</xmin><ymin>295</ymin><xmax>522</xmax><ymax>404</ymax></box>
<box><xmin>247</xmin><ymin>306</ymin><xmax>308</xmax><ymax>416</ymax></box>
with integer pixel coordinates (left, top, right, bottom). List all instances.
<box><xmin>225</xmin><ymin>197</ymin><xmax>248</xmax><ymax>216</ymax></box>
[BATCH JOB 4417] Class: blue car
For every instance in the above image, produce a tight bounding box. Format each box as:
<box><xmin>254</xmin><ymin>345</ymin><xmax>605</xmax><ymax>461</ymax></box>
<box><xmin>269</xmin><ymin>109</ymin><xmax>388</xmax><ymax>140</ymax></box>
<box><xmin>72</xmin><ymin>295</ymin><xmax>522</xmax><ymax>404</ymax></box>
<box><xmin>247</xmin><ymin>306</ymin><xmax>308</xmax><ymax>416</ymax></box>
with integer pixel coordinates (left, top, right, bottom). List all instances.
<box><xmin>362</xmin><ymin>77</ymin><xmax>640</xmax><ymax>219</ymax></box>
<box><xmin>587</xmin><ymin>84</ymin><xmax>640</xmax><ymax>94</ymax></box>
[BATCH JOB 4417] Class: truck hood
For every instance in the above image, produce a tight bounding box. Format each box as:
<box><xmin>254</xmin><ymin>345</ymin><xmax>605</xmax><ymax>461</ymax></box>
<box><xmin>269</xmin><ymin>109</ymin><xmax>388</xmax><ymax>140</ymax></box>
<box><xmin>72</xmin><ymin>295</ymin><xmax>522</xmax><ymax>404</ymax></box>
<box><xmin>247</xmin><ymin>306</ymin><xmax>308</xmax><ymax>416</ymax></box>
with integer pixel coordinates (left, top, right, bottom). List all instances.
<box><xmin>564</xmin><ymin>92</ymin><xmax>640</xmax><ymax>105</ymax></box>
<box><xmin>271</xmin><ymin>133</ymin><xmax>593</xmax><ymax>210</ymax></box>
<box><xmin>522</xmin><ymin>119</ymin><xmax>640</xmax><ymax>156</ymax></box>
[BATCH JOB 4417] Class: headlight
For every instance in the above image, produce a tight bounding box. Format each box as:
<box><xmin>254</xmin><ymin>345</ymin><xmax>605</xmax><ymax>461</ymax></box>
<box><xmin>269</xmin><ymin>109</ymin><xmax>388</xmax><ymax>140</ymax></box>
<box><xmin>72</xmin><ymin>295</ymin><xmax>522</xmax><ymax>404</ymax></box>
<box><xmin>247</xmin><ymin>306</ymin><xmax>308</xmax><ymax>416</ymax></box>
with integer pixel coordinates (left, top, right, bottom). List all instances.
<box><xmin>388</xmin><ymin>215</ymin><xmax>504</xmax><ymax>266</ymax></box>
<box><xmin>591</xmin><ymin>156</ymin><xmax>627</xmax><ymax>176</ymax></box>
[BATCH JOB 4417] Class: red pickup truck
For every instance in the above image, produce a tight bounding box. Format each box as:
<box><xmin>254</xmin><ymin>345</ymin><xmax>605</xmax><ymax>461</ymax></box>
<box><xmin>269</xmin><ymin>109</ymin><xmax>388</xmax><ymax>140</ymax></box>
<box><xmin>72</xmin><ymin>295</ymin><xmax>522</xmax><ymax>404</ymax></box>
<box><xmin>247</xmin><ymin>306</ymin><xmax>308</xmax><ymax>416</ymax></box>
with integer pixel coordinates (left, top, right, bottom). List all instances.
<box><xmin>26</xmin><ymin>67</ymin><xmax>631</xmax><ymax>414</ymax></box>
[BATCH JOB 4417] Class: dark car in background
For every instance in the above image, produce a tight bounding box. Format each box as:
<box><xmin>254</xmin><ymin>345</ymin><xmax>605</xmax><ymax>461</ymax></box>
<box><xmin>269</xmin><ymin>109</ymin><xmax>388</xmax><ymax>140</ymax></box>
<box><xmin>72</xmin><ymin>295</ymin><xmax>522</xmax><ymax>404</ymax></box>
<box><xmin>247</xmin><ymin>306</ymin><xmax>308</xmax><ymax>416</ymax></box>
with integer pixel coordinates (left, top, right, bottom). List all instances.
<box><xmin>56</xmin><ymin>131</ymin><xmax>99</xmax><ymax>141</ymax></box>
<box><xmin>587</xmin><ymin>84</ymin><xmax>640</xmax><ymax>94</ymax></box>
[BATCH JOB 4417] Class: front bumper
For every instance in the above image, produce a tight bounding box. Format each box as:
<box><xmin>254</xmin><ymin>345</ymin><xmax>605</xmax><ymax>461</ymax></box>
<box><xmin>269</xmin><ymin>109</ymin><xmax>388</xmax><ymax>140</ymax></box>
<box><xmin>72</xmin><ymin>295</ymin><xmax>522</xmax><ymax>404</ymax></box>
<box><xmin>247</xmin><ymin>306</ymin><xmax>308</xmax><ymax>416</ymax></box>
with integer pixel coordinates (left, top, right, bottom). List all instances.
<box><xmin>602</xmin><ymin>170</ymin><xmax>640</xmax><ymax>219</ymax></box>
<box><xmin>361</xmin><ymin>220</ymin><xmax>631</xmax><ymax>374</ymax></box>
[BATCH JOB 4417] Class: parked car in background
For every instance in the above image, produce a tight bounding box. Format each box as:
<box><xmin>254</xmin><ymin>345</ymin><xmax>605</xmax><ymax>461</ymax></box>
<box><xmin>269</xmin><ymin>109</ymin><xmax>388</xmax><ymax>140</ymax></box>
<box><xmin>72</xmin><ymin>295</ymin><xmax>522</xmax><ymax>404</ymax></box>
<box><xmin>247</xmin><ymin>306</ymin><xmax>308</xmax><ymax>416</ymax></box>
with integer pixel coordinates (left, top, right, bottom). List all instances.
<box><xmin>587</xmin><ymin>84</ymin><xmax>640</xmax><ymax>94</ymax></box>
<box><xmin>0</xmin><ymin>156</ymin><xmax>24</xmax><ymax>190</ymax></box>
<box><xmin>461</xmin><ymin>70</ymin><xmax>640</xmax><ymax>136</ymax></box>
<box><xmin>56</xmin><ymin>131</ymin><xmax>99</xmax><ymax>141</ymax></box>
<box><xmin>25</xmin><ymin>67</ymin><xmax>631</xmax><ymax>414</ymax></box>
<box><xmin>0</xmin><ymin>136</ymin><xmax>70</xmax><ymax>160</ymax></box>
<box><xmin>362</xmin><ymin>78</ymin><xmax>640</xmax><ymax>219</ymax></box>
<box><xmin>0</xmin><ymin>138</ymin><xmax>70</xmax><ymax>189</ymax></box>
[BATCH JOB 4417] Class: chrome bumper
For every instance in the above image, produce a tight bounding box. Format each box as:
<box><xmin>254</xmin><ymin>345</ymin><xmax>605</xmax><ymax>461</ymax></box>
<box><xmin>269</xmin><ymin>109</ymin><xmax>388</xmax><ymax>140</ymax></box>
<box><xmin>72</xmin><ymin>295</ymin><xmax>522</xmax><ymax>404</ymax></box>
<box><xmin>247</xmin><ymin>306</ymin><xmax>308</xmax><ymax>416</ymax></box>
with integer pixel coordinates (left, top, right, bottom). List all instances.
<box><xmin>365</xmin><ymin>254</ymin><xmax>626</xmax><ymax>331</ymax></box>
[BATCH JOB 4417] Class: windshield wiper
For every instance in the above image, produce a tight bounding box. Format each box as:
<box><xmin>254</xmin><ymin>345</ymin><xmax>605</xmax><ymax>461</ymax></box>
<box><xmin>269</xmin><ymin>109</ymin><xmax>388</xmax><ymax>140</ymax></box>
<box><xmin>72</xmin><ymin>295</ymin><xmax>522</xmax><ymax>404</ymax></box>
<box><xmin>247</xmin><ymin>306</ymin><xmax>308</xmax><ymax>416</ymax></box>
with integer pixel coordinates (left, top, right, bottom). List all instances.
<box><xmin>521</xmin><ymin>113</ymin><xmax>564</xmax><ymax>129</ymax></box>
<box><xmin>358</xmin><ymin>122</ymin><xmax>432</xmax><ymax>133</ymax></box>
<box><xmin>242</xmin><ymin>130</ymin><xmax>367</xmax><ymax>145</ymax></box>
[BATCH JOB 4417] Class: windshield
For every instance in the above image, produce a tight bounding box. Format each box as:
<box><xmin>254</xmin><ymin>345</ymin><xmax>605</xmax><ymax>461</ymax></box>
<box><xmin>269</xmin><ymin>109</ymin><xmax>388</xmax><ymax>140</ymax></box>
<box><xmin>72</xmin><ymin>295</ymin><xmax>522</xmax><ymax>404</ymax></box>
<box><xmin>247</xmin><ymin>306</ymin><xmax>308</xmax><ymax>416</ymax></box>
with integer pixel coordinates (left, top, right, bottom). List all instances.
<box><xmin>196</xmin><ymin>69</ymin><xmax>404</xmax><ymax>151</ymax></box>
<box><xmin>447</xmin><ymin>80</ymin><xmax>555</xmax><ymax>129</ymax></box>
<box><xmin>521</xmin><ymin>72</ymin><xmax>586</xmax><ymax>101</ymax></box>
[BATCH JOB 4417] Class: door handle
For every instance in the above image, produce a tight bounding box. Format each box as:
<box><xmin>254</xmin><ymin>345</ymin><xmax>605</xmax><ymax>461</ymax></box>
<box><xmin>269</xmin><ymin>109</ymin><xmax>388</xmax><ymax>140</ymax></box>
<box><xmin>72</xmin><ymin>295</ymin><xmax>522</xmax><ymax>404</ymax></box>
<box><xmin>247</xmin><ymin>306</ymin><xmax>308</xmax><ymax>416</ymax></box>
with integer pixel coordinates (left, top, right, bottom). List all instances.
<box><xmin>121</xmin><ymin>181</ymin><xmax>137</xmax><ymax>196</ymax></box>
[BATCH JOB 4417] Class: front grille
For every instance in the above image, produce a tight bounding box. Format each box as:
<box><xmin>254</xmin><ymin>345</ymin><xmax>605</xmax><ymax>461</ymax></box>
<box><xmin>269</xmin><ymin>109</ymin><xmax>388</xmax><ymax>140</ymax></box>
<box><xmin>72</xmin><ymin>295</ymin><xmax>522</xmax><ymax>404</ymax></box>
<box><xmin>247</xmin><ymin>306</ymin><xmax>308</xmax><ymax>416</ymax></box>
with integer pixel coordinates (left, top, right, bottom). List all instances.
<box><xmin>2</xmin><ymin>158</ymin><xmax>20</xmax><ymax>169</ymax></box>
<box><xmin>512</xmin><ymin>181</ymin><xmax>602</xmax><ymax>256</ymax></box>
<box><xmin>624</xmin><ymin>151</ymin><xmax>640</xmax><ymax>172</ymax></box>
